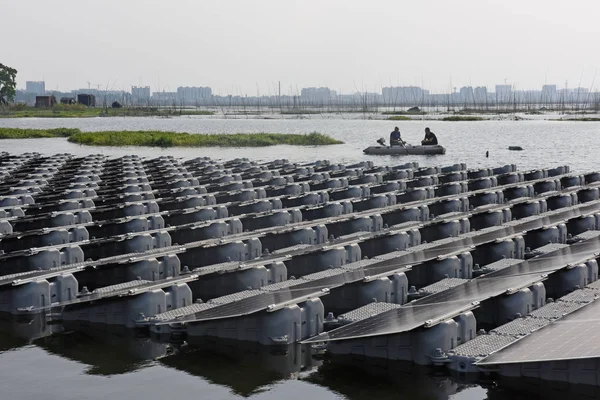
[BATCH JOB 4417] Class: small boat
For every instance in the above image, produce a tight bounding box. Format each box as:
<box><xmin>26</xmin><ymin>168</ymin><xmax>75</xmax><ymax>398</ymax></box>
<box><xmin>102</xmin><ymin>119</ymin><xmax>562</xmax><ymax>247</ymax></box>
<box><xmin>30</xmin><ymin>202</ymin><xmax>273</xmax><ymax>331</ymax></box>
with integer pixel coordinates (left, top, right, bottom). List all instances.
<box><xmin>363</xmin><ymin>143</ymin><xmax>446</xmax><ymax>155</ymax></box>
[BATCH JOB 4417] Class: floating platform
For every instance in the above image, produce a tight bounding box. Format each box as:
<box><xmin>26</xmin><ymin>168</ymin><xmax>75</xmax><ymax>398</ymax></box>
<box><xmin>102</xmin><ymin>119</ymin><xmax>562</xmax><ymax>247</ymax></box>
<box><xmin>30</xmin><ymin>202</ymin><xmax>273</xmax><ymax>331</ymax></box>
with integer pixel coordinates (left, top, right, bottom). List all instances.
<box><xmin>2</xmin><ymin>152</ymin><xmax>600</xmax><ymax>394</ymax></box>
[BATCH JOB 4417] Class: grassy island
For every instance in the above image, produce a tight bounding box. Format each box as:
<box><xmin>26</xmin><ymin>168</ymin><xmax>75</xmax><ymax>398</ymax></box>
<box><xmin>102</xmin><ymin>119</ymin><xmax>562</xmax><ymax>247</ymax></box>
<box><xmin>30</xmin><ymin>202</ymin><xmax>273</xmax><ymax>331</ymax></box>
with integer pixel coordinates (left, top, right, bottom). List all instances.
<box><xmin>441</xmin><ymin>116</ymin><xmax>485</xmax><ymax>121</ymax></box>
<box><xmin>0</xmin><ymin>127</ymin><xmax>79</xmax><ymax>138</ymax></box>
<box><xmin>280</xmin><ymin>110</ymin><xmax>322</xmax><ymax>115</ymax></box>
<box><xmin>0</xmin><ymin>128</ymin><xmax>343</xmax><ymax>147</ymax></box>
<box><xmin>550</xmin><ymin>118</ymin><xmax>600</xmax><ymax>122</ymax></box>
<box><xmin>386</xmin><ymin>116</ymin><xmax>412</xmax><ymax>121</ymax></box>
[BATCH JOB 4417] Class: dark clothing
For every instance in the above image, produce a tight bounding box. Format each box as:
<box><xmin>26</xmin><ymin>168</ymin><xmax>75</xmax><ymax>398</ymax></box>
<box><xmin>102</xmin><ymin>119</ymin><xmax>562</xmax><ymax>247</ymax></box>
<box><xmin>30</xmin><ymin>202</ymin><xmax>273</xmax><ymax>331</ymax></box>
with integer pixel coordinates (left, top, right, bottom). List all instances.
<box><xmin>390</xmin><ymin>130</ymin><xmax>402</xmax><ymax>146</ymax></box>
<box><xmin>421</xmin><ymin>132</ymin><xmax>438</xmax><ymax>145</ymax></box>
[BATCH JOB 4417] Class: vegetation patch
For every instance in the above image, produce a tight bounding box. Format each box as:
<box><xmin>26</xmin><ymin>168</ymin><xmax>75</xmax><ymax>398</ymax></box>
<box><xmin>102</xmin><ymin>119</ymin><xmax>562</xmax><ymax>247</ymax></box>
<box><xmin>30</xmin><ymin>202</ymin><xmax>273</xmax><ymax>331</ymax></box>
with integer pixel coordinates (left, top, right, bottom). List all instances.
<box><xmin>550</xmin><ymin>118</ymin><xmax>600</xmax><ymax>121</ymax></box>
<box><xmin>68</xmin><ymin>131</ymin><xmax>342</xmax><ymax>147</ymax></box>
<box><xmin>386</xmin><ymin>116</ymin><xmax>412</xmax><ymax>121</ymax></box>
<box><xmin>0</xmin><ymin>127</ymin><xmax>81</xmax><ymax>138</ymax></box>
<box><xmin>441</xmin><ymin>116</ymin><xmax>485</xmax><ymax>121</ymax></box>
<box><xmin>281</xmin><ymin>109</ymin><xmax>321</xmax><ymax>115</ymax></box>
<box><xmin>0</xmin><ymin>127</ymin><xmax>342</xmax><ymax>147</ymax></box>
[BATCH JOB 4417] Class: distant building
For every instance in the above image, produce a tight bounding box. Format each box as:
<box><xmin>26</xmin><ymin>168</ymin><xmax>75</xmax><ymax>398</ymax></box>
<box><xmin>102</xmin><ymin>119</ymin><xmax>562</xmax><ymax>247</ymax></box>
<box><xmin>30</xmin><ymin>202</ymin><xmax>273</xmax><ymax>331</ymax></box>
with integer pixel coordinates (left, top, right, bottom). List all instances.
<box><xmin>571</xmin><ymin>87</ymin><xmax>589</xmax><ymax>100</ymax></box>
<box><xmin>176</xmin><ymin>86</ymin><xmax>212</xmax><ymax>105</ymax></box>
<box><xmin>495</xmin><ymin>85</ymin><xmax>512</xmax><ymax>104</ymax></box>
<box><xmin>459</xmin><ymin>86</ymin><xmax>474</xmax><ymax>104</ymax></box>
<box><xmin>474</xmin><ymin>87</ymin><xmax>488</xmax><ymax>104</ymax></box>
<box><xmin>26</xmin><ymin>81</ymin><xmax>45</xmax><ymax>95</ymax></box>
<box><xmin>300</xmin><ymin>87</ymin><xmax>337</xmax><ymax>105</ymax></box>
<box><xmin>514</xmin><ymin>90</ymin><xmax>541</xmax><ymax>103</ymax></box>
<box><xmin>77</xmin><ymin>94</ymin><xmax>96</xmax><ymax>107</ymax></box>
<box><xmin>35</xmin><ymin>95</ymin><xmax>56</xmax><ymax>108</ymax></box>
<box><xmin>541</xmin><ymin>85</ymin><xmax>557</xmax><ymax>103</ymax></box>
<box><xmin>131</xmin><ymin>86</ymin><xmax>151</xmax><ymax>105</ymax></box>
<box><xmin>151</xmin><ymin>91</ymin><xmax>178</xmax><ymax>105</ymax></box>
<box><xmin>382</xmin><ymin>86</ymin><xmax>425</xmax><ymax>105</ymax></box>
<box><xmin>557</xmin><ymin>87</ymin><xmax>589</xmax><ymax>103</ymax></box>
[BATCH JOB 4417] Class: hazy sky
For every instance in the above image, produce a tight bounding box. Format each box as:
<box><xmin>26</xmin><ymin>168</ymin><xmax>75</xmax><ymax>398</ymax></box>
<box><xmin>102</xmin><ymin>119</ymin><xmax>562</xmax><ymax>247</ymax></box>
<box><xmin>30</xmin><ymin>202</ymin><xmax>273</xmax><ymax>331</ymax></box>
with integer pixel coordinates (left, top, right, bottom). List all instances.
<box><xmin>4</xmin><ymin>0</ymin><xmax>600</xmax><ymax>94</ymax></box>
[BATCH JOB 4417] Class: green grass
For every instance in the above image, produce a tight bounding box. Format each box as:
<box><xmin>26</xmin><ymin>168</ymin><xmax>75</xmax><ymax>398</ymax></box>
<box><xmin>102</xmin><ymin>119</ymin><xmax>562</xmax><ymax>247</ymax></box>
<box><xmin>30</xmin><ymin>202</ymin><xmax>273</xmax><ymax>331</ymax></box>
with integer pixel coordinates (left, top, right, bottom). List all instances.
<box><xmin>550</xmin><ymin>118</ymin><xmax>600</xmax><ymax>121</ymax></box>
<box><xmin>0</xmin><ymin>127</ymin><xmax>81</xmax><ymax>138</ymax></box>
<box><xmin>456</xmin><ymin>109</ymin><xmax>512</xmax><ymax>115</ymax></box>
<box><xmin>441</xmin><ymin>116</ymin><xmax>485</xmax><ymax>121</ymax></box>
<box><xmin>386</xmin><ymin>116</ymin><xmax>412</xmax><ymax>121</ymax></box>
<box><xmin>0</xmin><ymin>128</ymin><xmax>342</xmax><ymax>147</ymax></box>
<box><xmin>280</xmin><ymin>109</ymin><xmax>321</xmax><ymax>115</ymax></box>
<box><xmin>0</xmin><ymin>105</ymin><xmax>214</xmax><ymax>118</ymax></box>
<box><xmin>68</xmin><ymin>131</ymin><xmax>343</xmax><ymax>147</ymax></box>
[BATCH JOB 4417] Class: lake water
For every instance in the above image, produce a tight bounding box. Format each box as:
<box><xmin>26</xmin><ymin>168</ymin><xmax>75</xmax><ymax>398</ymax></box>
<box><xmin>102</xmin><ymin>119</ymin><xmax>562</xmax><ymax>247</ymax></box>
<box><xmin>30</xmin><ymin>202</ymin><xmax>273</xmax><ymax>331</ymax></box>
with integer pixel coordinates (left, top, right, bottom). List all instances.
<box><xmin>0</xmin><ymin>117</ymin><xmax>595</xmax><ymax>400</ymax></box>
<box><xmin>0</xmin><ymin>117</ymin><xmax>596</xmax><ymax>172</ymax></box>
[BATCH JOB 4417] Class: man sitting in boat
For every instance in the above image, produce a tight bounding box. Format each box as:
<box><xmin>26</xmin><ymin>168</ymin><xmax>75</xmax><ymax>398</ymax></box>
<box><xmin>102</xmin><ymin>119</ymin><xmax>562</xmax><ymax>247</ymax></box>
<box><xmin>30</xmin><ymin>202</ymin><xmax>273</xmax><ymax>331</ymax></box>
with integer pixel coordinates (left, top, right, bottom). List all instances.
<box><xmin>390</xmin><ymin>127</ymin><xmax>404</xmax><ymax>146</ymax></box>
<box><xmin>421</xmin><ymin>127</ymin><xmax>438</xmax><ymax>145</ymax></box>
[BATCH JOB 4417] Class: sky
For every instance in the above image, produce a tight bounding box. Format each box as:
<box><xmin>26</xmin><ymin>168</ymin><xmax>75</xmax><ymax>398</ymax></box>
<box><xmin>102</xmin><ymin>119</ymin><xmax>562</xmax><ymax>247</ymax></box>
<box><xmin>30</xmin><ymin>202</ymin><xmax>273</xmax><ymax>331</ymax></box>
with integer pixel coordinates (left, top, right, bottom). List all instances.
<box><xmin>3</xmin><ymin>0</ymin><xmax>600</xmax><ymax>95</ymax></box>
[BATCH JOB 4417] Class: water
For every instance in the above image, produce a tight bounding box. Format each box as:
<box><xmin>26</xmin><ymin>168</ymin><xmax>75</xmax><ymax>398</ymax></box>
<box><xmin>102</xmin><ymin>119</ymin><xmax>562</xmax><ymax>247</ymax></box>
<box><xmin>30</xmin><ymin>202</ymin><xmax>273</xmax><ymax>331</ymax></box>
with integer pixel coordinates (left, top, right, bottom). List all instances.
<box><xmin>0</xmin><ymin>117</ymin><xmax>595</xmax><ymax>399</ymax></box>
<box><xmin>0</xmin><ymin>117</ymin><xmax>596</xmax><ymax>172</ymax></box>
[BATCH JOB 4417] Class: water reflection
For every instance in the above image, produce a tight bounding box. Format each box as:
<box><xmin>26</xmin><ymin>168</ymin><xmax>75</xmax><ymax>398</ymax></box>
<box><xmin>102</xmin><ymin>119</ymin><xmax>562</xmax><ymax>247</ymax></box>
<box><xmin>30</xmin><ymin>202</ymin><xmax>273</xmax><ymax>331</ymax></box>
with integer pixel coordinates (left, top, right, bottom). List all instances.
<box><xmin>482</xmin><ymin>378</ymin><xmax>600</xmax><ymax>400</ymax></box>
<box><xmin>0</xmin><ymin>316</ymin><xmax>598</xmax><ymax>400</ymax></box>
<box><xmin>161</xmin><ymin>339</ymin><xmax>321</xmax><ymax>397</ymax></box>
<box><xmin>304</xmin><ymin>356</ymin><xmax>473</xmax><ymax>400</ymax></box>
<box><xmin>0</xmin><ymin>312</ymin><xmax>59</xmax><ymax>351</ymax></box>
<box><xmin>34</xmin><ymin>322</ymin><xmax>170</xmax><ymax>375</ymax></box>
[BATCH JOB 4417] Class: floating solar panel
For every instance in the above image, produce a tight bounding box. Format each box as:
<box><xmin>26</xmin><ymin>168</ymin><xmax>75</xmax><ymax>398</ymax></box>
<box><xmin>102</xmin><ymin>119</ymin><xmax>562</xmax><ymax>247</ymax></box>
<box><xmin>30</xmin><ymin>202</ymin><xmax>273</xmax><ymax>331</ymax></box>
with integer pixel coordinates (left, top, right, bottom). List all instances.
<box><xmin>304</xmin><ymin>235</ymin><xmax>600</xmax><ymax>343</ymax></box>
<box><xmin>477</xmin><ymin>299</ymin><xmax>600</xmax><ymax>365</ymax></box>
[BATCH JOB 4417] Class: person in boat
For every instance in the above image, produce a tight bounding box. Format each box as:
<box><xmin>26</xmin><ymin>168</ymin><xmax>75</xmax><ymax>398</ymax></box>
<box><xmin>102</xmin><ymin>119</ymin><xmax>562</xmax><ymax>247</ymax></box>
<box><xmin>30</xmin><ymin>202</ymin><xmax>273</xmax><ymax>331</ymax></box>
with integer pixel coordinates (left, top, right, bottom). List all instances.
<box><xmin>421</xmin><ymin>127</ymin><xmax>438</xmax><ymax>145</ymax></box>
<box><xmin>390</xmin><ymin>127</ymin><xmax>404</xmax><ymax>146</ymax></box>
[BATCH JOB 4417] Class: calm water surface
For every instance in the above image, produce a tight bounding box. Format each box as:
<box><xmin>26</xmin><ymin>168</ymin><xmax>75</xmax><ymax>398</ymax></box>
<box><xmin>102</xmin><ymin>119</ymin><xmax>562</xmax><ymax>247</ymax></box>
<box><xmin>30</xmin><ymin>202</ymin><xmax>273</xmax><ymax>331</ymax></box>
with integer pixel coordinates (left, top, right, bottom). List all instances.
<box><xmin>0</xmin><ymin>117</ymin><xmax>596</xmax><ymax>172</ymax></box>
<box><xmin>0</xmin><ymin>117</ymin><xmax>595</xmax><ymax>399</ymax></box>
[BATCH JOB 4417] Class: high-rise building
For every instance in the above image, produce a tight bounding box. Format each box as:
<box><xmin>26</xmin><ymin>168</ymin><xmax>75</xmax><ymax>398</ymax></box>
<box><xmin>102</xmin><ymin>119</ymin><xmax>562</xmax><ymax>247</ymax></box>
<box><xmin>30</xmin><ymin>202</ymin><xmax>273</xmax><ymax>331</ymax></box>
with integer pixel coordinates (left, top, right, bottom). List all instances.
<box><xmin>474</xmin><ymin>87</ymin><xmax>488</xmax><ymax>103</ymax></box>
<box><xmin>25</xmin><ymin>81</ymin><xmax>45</xmax><ymax>95</ymax></box>
<box><xmin>542</xmin><ymin>85</ymin><xmax>557</xmax><ymax>103</ymax></box>
<box><xmin>176</xmin><ymin>86</ymin><xmax>212</xmax><ymax>104</ymax></box>
<box><xmin>381</xmin><ymin>86</ymin><xmax>424</xmax><ymax>105</ymax></box>
<box><xmin>495</xmin><ymin>85</ymin><xmax>512</xmax><ymax>104</ymax></box>
<box><xmin>459</xmin><ymin>86</ymin><xmax>474</xmax><ymax>104</ymax></box>
<box><xmin>151</xmin><ymin>91</ymin><xmax>178</xmax><ymax>104</ymax></box>
<box><xmin>300</xmin><ymin>87</ymin><xmax>337</xmax><ymax>104</ymax></box>
<box><xmin>131</xmin><ymin>86</ymin><xmax>151</xmax><ymax>104</ymax></box>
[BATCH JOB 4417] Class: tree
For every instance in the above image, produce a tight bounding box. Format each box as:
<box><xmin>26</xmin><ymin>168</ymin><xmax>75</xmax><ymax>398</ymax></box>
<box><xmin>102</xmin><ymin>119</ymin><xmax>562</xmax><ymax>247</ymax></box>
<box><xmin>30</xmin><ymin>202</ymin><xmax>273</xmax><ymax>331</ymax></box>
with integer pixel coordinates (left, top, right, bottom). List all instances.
<box><xmin>0</xmin><ymin>63</ymin><xmax>18</xmax><ymax>105</ymax></box>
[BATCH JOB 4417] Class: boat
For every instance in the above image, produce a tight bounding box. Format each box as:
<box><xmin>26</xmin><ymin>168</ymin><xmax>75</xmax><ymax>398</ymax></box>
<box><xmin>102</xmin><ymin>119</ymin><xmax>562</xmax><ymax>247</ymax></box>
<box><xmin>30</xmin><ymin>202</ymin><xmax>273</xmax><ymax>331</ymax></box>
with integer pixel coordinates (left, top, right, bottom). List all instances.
<box><xmin>363</xmin><ymin>143</ymin><xmax>446</xmax><ymax>155</ymax></box>
<box><xmin>363</xmin><ymin>137</ymin><xmax>446</xmax><ymax>156</ymax></box>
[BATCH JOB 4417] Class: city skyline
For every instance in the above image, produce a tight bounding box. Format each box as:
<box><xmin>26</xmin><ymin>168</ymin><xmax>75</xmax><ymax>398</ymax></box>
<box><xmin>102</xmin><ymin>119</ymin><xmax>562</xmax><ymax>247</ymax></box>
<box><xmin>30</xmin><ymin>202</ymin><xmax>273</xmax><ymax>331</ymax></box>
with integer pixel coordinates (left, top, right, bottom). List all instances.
<box><xmin>16</xmin><ymin>80</ymin><xmax>597</xmax><ymax>108</ymax></box>
<box><xmin>13</xmin><ymin>77</ymin><xmax>600</xmax><ymax>98</ymax></box>
<box><xmin>4</xmin><ymin>0</ymin><xmax>600</xmax><ymax>95</ymax></box>
<box><xmin>19</xmin><ymin>80</ymin><xmax>596</xmax><ymax>97</ymax></box>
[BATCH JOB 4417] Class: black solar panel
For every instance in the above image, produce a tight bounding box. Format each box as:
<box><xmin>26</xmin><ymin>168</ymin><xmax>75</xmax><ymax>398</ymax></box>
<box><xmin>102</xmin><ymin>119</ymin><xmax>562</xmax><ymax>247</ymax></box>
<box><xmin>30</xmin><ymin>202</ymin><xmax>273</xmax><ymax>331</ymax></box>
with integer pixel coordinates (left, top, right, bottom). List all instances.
<box><xmin>181</xmin><ymin>285</ymin><xmax>329</xmax><ymax>321</ymax></box>
<box><xmin>182</xmin><ymin>268</ymin><xmax>366</xmax><ymax>322</ymax></box>
<box><xmin>303</xmin><ymin>235</ymin><xmax>600</xmax><ymax>343</ymax></box>
<box><xmin>477</xmin><ymin>299</ymin><xmax>600</xmax><ymax>365</ymax></box>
